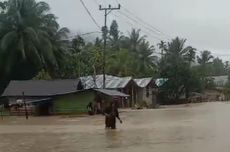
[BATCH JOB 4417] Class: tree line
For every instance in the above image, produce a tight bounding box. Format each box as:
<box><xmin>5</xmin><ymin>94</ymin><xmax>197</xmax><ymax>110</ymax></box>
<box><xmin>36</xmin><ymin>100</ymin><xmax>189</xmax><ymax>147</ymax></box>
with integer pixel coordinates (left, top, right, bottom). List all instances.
<box><xmin>0</xmin><ymin>0</ymin><xmax>230</xmax><ymax>103</ymax></box>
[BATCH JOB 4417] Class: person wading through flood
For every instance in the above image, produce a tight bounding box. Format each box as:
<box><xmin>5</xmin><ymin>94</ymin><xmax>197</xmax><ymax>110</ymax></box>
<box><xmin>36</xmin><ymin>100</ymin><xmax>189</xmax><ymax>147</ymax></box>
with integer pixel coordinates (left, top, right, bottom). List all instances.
<box><xmin>104</xmin><ymin>102</ymin><xmax>122</xmax><ymax>129</ymax></box>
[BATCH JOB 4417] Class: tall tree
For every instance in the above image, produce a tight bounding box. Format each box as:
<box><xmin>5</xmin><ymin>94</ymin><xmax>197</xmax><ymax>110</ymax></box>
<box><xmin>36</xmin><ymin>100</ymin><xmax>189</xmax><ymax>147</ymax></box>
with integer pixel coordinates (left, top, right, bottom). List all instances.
<box><xmin>211</xmin><ymin>57</ymin><xmax>225</xmax><ymax>76</ymax></box>
<box><xmin>0</xmin><ymin>0</ymin><xmax>65</xmax><ymax>80</ymax></box>
<box><xmin>47</xmin><ymin>27</ymin><xmax>70</xmax><ymax>78</ymax></box>
<box><xmin>122</xmin><ymin>29</ymin><xmax>145</xmax><ymax>52</ymax></box>
<box><xmin>158</xmin><ymin>40</ymin><xmax>167</xmax><ymax>57</ymax></box>
<box><xmin>197</xmin><ymin>50</ymin><xmax>213</xmax><ymax>77</ymax></box>
<box><xmin>109</xmin><ymin>20</ymin><xmax>121</xmax><ymax>51</ymax></box>
<box><xmin>71</xmin><ymin>35</ymin><xmax>85</xmax><ymax>53</ymax></box>
<box><xmin>135</xmin><ymin>40</ymin><xmax>157</xmax><ymax>77</ymax></box>
<box><xmin>184</xmin><ymin>46</ymin><xmax>196</xmax><ymax>65</ymax></box>
<box><xmin>197</xmin><ymin>50</ymin><xmax>213</xmax><ymax>66</ymax></box>
<box><xmin>160</xmin><ymin>37</ymin><xmax>200</xmax><ymax>102</ymax></box>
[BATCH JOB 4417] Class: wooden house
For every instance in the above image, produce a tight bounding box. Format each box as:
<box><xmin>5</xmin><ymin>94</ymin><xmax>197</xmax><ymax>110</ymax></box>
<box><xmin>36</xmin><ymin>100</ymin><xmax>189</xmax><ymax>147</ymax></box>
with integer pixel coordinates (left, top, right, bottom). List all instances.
<box><xmin>2</xmin><ymin>79</ymin><xmax>129</xmax><ymax>116</ymax></box>
<box><xmin>134</xmin><ymin>78</ymin><xmax>158</xmax><ymax>108</ymax></box>
<box><xmin>81</xmin><ymin>74</ymin><xmax>138</xmax><ymax>107</ymax></box>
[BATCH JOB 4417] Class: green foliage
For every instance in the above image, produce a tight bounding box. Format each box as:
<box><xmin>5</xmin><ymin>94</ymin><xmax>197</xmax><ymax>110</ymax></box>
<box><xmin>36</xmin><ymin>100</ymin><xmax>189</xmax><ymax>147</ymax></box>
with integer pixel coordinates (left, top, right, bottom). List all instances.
<box><xmin>211</xmin><ymin>57</ymin><xmax>226</xmax><ymax>76</ymax></box>
<box><xmin>58</xmin><ymin>38</ymin><xmax>103</xmax><ymax>78</ymax></box>
<box><xmin>0</xmin><ymin>0</ymin><xmax>69</xmax><ymax>81</ymax></box>
<box><xmin>107</xmin><ymin>48</ymin><xmax>135</xmax><ymax>76</ymax></box>
<box><xmin>196</xmin><ymin>51</ymin><xmax>228</xmax><ymax>89</ymax></box>
<box><xmin>33</xmin><ymin>69</ymin><xmax>52</xmax><ymax>80</ymax></box>
<box><xmin>57</xmin><ymin>23</ymin><xmax>158</xmax><ymax>79</ymax></box>
<box><xmin>159</xmin><ymin>37</ymin><xmax>202</xmax><ymax>102</ymax></box>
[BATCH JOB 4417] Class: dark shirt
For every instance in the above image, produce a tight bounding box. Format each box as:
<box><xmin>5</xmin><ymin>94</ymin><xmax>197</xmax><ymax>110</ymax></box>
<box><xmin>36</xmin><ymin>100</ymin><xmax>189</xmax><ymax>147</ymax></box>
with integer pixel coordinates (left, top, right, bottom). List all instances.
<box><xmin>104</xmin><ymin>106</ymin><xmax>119</xmax><ymax>118</ymax></box>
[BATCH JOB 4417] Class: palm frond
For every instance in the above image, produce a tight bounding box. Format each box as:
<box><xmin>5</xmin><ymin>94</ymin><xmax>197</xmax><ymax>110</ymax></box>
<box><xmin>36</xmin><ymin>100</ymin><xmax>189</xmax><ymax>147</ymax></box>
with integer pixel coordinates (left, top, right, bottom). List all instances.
<box><xmin>0</xmin><ymin>30</ymin><xmax>17</xmax><ymax>51</ymax></box>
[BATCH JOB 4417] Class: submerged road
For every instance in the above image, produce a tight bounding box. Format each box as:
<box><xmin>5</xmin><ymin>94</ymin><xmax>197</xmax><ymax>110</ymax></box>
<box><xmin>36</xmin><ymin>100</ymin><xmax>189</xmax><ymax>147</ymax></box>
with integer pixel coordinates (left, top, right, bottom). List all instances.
<box><xmin>1</xmin><ymin>102</ymin><xmax>230</xmax><ymax>152</ymax></box>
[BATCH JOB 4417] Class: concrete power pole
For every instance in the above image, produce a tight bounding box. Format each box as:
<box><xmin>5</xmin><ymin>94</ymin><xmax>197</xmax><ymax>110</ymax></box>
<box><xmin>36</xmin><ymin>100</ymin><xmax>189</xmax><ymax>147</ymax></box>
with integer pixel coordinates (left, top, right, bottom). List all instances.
<box><xmin>99</xmin><ymin>4</ymin><xmax>121</xmax><ymax>89</ymax></box>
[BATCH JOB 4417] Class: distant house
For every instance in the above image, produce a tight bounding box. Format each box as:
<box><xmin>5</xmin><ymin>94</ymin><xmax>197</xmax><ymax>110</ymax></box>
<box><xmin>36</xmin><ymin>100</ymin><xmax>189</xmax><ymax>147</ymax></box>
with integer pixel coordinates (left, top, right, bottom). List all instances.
<box><xmin>2</xmin><ymin>79</ymin><xmax>129</xmax><ymax>115</ymax></box>
<box><xmin>81</xmin><ymin>74</ymin><xmax>138</xmax><ymax>107</ymax></box>
<box><xmin>211</xmin><ymin>75</ymin><xmax>228</xmax><ymax>88</ymax></box>
<box><xmin>205</xmin><ymin>76</ymin><xmax>229</xmax><ymax>101</ymax></box>
<box><xmin>2</xmin><ymin>80</ymin><xmax>87</xmax><ymax>115</ymax></box>
<box><xmin>134</xmin><ymin>78</ymin><xmax>158</xmax><ymax>108</ymax></box>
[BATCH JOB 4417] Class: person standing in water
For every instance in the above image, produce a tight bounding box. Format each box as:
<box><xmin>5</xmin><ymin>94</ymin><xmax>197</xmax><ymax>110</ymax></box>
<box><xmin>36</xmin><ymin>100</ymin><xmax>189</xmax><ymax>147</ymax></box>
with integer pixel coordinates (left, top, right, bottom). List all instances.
<box><xmin>104</xmin><ymin>102</ymin><xmax>122</xmax><ymax>129</ymax></box>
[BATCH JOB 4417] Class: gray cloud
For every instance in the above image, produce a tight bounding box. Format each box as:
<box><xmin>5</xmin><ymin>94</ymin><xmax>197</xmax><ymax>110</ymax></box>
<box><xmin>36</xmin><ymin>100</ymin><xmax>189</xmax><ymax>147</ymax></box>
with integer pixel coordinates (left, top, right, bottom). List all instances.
<box><xmin>44</xmin><ymin>0</ymin><xmax>230</xmax><ymax>61</ymax></box>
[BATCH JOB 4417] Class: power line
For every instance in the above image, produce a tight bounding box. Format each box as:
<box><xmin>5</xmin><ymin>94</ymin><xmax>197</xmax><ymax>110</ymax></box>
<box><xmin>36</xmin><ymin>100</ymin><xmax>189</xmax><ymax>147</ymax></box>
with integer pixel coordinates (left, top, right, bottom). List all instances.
<box><xmin>68</xmin><ymin>31</ymin><xmax>102</xmax><ymax>39</ymax></box>
<box><xmin>118</xmin><ymin>11</ymin><xmax>164</xmax><ymax>37</ymax></box>
<box><xmin>113</xmin><ymin>0</ymin><xmax>230</xmax><ymax>60</ymax></box>
<box><xmin>123</xmin><ymin>9</ymin><xmax>170</xmax><ymax>38</ymax></box>
<box><xmin>111</xmin><ymin>11</ymin><xmax>163</xmax><ymax>41</ymax></box>
<box><xmin>80</xmin><ymin>0</ymin><xmax>101</xmax><ymax>29</ymax></box>
<box><xmin>92</xmin><ymin>0</ymin><xmax>166</xmax><ymax>41</ymax></box>
<box><xmin>114</xmin><ymin>0</ymin><xmax>171</xmax><ymax>40</ymax></box>
<box><xmin>115</xmin><ymin>11</ymin><xmax>166</xmax><ymax>41</ymax></box>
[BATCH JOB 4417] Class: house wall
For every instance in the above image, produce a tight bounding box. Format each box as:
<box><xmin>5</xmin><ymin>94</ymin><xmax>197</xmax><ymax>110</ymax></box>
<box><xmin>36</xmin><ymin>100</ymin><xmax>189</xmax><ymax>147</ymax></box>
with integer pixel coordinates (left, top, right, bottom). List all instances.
<box><xmin>136</xmin><ymin>87</ymin><xmax>157</xmax><ymax>108</ymax></box>
<box><xmin>122</xmin><ymin>81</ymin><xmax>138</xmax><ymax>107</ymax></box>
<box><xmin>136</xmin><ymin>88</ymin><xmax>144</xmax><ymax>103</ymax></box>
<box><xmin>52</xmin><ymin>91</ymin><xmax>95</xmax><ymax>114</ymax></box>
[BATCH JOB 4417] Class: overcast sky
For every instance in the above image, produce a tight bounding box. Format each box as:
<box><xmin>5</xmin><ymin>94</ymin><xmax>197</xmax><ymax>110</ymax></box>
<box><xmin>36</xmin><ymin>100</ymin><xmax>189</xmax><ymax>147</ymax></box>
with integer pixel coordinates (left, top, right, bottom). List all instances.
<box><xmin>44</xmin><ymin>0</ymin><xmax>230</xmax><ymax>61</ymax></box>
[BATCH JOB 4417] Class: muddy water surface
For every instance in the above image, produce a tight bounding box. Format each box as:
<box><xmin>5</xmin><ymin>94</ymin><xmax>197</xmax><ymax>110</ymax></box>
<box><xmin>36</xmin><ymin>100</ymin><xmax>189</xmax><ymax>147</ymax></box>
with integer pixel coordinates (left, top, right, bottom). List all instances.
<box><xmin>1</xmin><ymin>102</ymin><xmax>230</xmax><ymax>152</ymax></box>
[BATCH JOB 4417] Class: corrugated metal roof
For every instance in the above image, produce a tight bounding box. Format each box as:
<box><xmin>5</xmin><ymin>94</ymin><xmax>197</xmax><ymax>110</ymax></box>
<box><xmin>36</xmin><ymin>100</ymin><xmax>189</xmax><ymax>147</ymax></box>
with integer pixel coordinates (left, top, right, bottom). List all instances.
<box><xmin>80</xmin><ymin>75</ymin><xmax>132</xmax><ymax>89</ymax></box>
<box><xmin>134</xmin><ymin>78</ymin><xmax>153</xmax><ymax>88</ymax></box>
<box><xmin>95</xmin><ymin>89</ymin><xmax>129</xmax><ymax>97</ymax></box>
<box><xmin>155</xmin><ymin>78</ymin><xmax>168</xmax><ymax>87</ymax></box>
<box><xmin>211</xmin><ymin>75</ymin><xmax>228</xmax><ymax>87</ymax></box>
<box><xmin>2</xmin><ymin>80</ymin><xmax>82</xmax><ymax>97</ymax></box>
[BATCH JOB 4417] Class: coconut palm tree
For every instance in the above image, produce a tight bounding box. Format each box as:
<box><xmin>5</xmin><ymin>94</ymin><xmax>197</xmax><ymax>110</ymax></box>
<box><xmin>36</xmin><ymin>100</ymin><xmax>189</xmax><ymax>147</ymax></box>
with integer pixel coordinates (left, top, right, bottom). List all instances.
<box><xmin>158</xmin><ymin>40</ymin><xmax>167</xmax><ymax>57</ymax></box>
<box><xmin>108</xmin><ymin>20</ymin><xmax>123</xmax><ymax>51</ymax></box>
<box><xmin>122</xmin><ymin>29</ymin><xmax>145</xmax><ymax>52</ymax></box>
<box><xmin>184</xmin><ymin>46</ymin><xmax>196</xmax><ymax>65</ymax></box>
<box><xmin>135</xmin><ymin>40</ymin><xmax>157</xmax><ymax>77</ymax></box>
<box><xmin>197</xmin><ymin>50</ymin><xmax>213</xmax><ymax>66</ymax></box>
<box><xmin>0</xmin><ymin>0</ymin><xmax>66</xmax><ymax>79</ymax></box>
<box><xmin>46</xmin><ymin>27</ymin><xmax>70</xmax><ymax>78</ymax></box>
<box><xmin>197</xmin><ymin>50</ymin><xmax>214</xmax><ymax>78</ymax></box>
<box><xmin>160</xmin><ymin>37</ymin><xmax>198</xmax><ymax>101</ymax></box>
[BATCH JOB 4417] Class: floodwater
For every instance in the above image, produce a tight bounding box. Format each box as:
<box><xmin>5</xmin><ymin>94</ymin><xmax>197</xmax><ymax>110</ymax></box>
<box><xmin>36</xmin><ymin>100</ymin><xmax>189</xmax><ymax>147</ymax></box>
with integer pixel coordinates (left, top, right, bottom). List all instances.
<box><xmin>1</xmin><ymin>102</ymin><xmax>230</xmax><ymax>152</ymax></box>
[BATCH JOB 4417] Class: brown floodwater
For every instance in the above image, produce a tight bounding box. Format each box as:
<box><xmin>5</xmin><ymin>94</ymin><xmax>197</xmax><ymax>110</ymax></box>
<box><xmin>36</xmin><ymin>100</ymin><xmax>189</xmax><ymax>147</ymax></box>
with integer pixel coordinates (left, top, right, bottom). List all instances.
<box><xmin>1</xmin><ymin>102</ymin><xmax>230</xmax><ymax>152</ymax></box>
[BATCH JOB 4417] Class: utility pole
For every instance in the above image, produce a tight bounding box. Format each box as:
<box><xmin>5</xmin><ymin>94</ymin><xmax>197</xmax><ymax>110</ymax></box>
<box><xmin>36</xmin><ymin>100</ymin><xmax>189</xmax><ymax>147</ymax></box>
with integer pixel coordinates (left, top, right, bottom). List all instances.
<box><xmin>99</xmin><ymin>4</ymin><xmax>121</xmax><ymax>89</ymax></box>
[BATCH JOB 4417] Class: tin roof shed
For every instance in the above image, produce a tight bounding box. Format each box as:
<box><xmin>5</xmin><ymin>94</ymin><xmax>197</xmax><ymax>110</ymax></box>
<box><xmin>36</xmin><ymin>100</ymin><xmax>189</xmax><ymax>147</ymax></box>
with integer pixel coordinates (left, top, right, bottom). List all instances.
<box><xmin>80</xmin><ymin>75</ymin><xmax>132</xmax><ymax>89</ymax></box>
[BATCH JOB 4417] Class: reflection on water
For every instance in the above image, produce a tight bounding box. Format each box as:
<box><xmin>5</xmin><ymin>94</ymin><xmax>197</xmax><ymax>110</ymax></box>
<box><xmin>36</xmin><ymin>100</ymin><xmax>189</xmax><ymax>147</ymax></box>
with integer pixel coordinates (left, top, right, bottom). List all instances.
<box><xmin>1</xmin><ymin>102</ymin><xmax>230</xmax><ymax>152</ymax></box>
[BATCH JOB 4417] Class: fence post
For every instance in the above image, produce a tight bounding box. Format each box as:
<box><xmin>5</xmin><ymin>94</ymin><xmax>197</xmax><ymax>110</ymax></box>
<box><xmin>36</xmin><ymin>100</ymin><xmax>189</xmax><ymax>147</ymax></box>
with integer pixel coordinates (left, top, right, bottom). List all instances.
<box><xmin>22</xmin><ymin>92</ymin><xmax>28</xmax><ymax>119</ymax></box>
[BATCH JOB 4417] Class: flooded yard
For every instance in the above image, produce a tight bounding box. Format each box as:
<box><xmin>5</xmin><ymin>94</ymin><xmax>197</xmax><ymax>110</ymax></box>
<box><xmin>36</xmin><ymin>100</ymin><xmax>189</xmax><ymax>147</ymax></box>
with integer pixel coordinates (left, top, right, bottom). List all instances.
<box><xmin>1</xmin><ymin>102</ymin><xmax>230</xmax><ymax>152</ymax></box>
